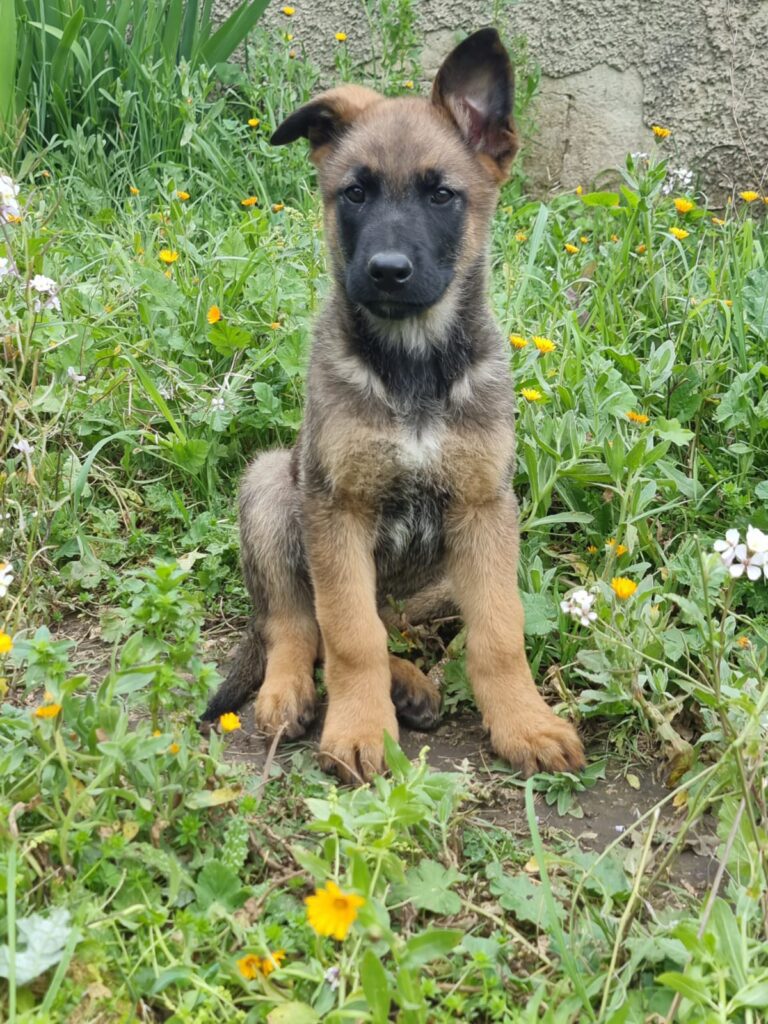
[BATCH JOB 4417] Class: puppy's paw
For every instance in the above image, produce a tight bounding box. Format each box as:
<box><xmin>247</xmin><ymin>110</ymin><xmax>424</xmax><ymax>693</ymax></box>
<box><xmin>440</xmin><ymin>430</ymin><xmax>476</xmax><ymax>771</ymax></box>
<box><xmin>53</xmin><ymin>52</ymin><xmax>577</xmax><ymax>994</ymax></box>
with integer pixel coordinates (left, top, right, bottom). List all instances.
<box><xmin>319</xmin><ymin>704</ymin><xmax>398</xmax><ymax>784</ymax></box>
<box><xmin>254</xmin><ymin>676</ymin><xmax>317</xmax><ymax>739</ymax></box>
<box><xmin>390</xmin><ymin>657</ymin><xmax>441</xmax><ymax>731</ymax></box>
<box><xmin>489</xmin><ymin>704</ymin><xmax>585</xmax><ymax>777</ymax></box>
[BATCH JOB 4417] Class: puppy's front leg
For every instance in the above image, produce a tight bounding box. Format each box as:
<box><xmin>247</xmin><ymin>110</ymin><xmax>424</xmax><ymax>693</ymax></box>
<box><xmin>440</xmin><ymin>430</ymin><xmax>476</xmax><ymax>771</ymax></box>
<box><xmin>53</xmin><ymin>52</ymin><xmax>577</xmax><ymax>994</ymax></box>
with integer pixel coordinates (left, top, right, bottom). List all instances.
<box><xmin>447</xmin><ymin>495</ymin><xmax>585</xmax><ymax>776</ymax></box>
<box><xmin>306</xmin><ymin>503</ymin><xmax>397</xmax><ymax>783</ymax></box>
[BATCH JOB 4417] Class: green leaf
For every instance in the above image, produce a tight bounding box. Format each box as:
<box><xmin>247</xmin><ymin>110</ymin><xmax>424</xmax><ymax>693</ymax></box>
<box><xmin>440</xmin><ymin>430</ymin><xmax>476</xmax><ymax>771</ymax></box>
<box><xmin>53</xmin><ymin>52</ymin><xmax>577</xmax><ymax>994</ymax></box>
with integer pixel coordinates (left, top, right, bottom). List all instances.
<box><xmin>656</xmin><ymin>971</ymin><xmax>710</xmax><ymax>1005</ymax></box>
<box><xmin>267</xmin><ymin>1004</ymin><xmax>320</xmax><ymax>1024</ymax></box>
<box><xmin>361</xmin><ymin>949</ymin><xmax>391</xmax><ymax>1023</ymax></box>
<box><xmin>755</xmin><ymin>481</ymin><xmax>768</xmax><ymax>500</ymax></box>
<box><xmin>520</xmin><ymin>591</ymin><xmax>558</xmax><ymax>636</ymax></box>
<box><xmin>208</xmin><ymin>321</ymin><xmax>252</xmax><ymax>355</ymax></box>
<box><xmin>185</xmin><ymin>786</ymin><xmax>241</xmax><ymax>809</ymax></box>
<box><xmin>0</xmin><ymin>908</ymin><xmax>75</xmax><ymax>986</ymax></box>
<box><xmin>654</xmin><ymin>417</ymin><xmax>695</xmax><ymax>446</ymax></box>
<box><xmin>0</xmin><ymin>0</ymin><xmax>16</xmax><ymax>129</ymax></box>
<box><xmin>580</xmin><ymin>191</ymin><xmax>620</xmax><ymax>207</ymax></box>
<box><xmin>733</xmin><ymin>981</ymin><xmax>768</xmax><ymax>1009</ymax></box>
<box><xmin>200</xmin><ymin>0</ymin><xmax>270</xmax><ymax>66</ymax></box>
<box><xmin>398</xmin><ymin>859</ymin><xmax>464</xmax><ymax>915</ymax></box>
<box><xmin>169</xmin><ymin>438</ymin><xmax>210</xmax><ymax>473</ymax></box>
<box><xmin>194</xmin><ymin>861</ymin><xmax>247</xmax><ymax>911</ymax></box>
<box><xmin>486</xmin><ymin>863</ymin><xmax>564</xmax><ymax>925</ymax></box>
<box><xmin>401</xmin><ymin>928</ymin><xmax>462</xmax><ymax>969</ymax></box>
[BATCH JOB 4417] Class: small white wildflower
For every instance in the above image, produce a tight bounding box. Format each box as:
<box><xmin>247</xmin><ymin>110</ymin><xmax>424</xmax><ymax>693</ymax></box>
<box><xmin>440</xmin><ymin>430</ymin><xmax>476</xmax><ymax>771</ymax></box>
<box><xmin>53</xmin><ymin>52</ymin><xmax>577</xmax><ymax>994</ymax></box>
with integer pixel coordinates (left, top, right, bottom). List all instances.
<box><xmin>630</xmin><ymin>152</ymin><xmax>649</xmax><ymax>162</ymax></box>
<box><xmin>615</xmin><ymin>825</ymin><xmax>625</xmax><ymax>833</ymax></box>
<box><xmin>12</xmin><ymin>439</ymin><xmax>34</xmax><ymax>455</ymax></box>
<box><xmin>662</xmin><ymin>167</ymin><xmax>694</xmax><ymax>196</ymax></box>
<box><xmin>29</xmin><ymin>274</ymin><xmax>61</xmax><ymax>313</ymax></box>
<box><xmin>560</xmin><ymin>588</ymin><xmax>597</xmax><ymax>627</ymax></box>
<box><xmin>0</xmin><ymin>257</ymin><xmax>12</xmax><ymax>279</ymax></box>
<box><xmin>745</xmin><ymin>525</ymin><xmax>768</xmax><ymax>556</ymax></box>
<box><xmin>713</xmin><ymin>528</ymin><xmax>740</xmax><ymax>568</ymax></box>
<box><xmin>211</xmin><ymin>396</ymin><xmax>226</xmax><ymax>412</ymax></box>
<box><xmin>0</xmin><ymin>172</ymin><xmax>21</xmax><ymax>222</ymax></box>
<box><xmin>324</xmin><ymin>966</ymin><xmax>340</xmax><ymax>990</ymax></box>
<box><xmin>66</xmin><ymin>366</ymin><xmax>86</xmax><ymax>384</ymax></box>
<box><xmin>731</xmin><ymin>544</ymin><xmax>765</xmax><ymax>582</ymax></box>
<box><xmin>0</xmin><ymin>561</ymin><xmax>13</xmax><ymax>598</ymax></box>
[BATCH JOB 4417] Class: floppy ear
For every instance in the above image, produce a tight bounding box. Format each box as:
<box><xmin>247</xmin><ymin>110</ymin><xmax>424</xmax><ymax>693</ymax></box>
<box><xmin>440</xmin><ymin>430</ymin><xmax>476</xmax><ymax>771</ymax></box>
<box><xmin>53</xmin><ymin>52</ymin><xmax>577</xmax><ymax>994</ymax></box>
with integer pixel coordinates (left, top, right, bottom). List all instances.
<box><xmin>431</xmin><ymin>28</ymin><xmax>517</xmax><ymax>181</ymax></box>
<box><xmin>270</xmin><ymin>85</ymin><xmax>383</xmax><ymax>164</ymax></box>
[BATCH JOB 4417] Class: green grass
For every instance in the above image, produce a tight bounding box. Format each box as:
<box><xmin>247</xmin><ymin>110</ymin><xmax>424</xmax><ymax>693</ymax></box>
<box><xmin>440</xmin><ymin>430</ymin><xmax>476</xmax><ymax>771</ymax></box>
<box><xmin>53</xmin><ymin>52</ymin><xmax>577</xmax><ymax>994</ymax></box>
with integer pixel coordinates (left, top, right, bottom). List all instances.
<box><xmin>1</xmin><ymin>15</ymin><xmax>768</xmax><ymax>1024</ymax></box>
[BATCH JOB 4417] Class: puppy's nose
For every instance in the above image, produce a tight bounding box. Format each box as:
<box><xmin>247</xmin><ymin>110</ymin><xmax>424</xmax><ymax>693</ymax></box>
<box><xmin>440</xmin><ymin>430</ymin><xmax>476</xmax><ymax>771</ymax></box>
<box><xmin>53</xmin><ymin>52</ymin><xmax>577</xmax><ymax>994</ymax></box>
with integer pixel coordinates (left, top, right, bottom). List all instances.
<box><xmin>367</xmin><ymin>251</ymin><xmax>413</xmax><ymax>292</ymax></box>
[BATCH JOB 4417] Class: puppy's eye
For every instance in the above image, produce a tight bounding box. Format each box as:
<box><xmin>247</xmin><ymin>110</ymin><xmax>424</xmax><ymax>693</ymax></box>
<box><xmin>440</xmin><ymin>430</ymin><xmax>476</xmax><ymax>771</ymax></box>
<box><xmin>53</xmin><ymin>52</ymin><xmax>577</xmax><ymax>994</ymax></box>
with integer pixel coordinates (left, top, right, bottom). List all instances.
<box><xmin>431</xmin><ymin>186</ymin><xmax>455</xmax><ymax>205</ymax></box>
<box><xmin>344</xmin><ymin>184</ymin><xmax>365</xmax><ymax>204</ymax></box>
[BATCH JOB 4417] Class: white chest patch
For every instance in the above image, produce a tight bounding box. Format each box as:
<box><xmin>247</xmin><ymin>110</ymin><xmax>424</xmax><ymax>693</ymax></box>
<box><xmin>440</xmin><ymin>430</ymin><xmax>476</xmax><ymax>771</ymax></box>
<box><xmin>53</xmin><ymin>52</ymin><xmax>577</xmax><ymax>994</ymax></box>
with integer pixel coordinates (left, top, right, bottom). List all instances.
<box><xmin>398</xmin><ymin>425</ymin><xmax>444</xmax><ymax>470</ymax></box>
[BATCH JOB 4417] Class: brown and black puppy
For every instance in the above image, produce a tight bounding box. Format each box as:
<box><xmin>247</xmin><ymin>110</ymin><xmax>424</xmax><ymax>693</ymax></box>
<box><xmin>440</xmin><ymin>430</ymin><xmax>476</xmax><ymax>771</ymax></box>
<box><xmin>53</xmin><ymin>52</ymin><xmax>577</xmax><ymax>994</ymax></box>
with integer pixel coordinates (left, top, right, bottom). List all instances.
<box><xmin>202</xmin><ymin>28</ymin><xmax>585</xmax><ymax>784</ymax></box>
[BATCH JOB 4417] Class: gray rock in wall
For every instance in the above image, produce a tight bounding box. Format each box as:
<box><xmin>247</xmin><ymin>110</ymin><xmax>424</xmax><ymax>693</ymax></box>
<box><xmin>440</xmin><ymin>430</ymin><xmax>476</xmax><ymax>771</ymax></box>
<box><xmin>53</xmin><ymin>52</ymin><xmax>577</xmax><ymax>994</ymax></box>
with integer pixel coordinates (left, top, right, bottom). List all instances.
<box><xmin>226</xmin><ymin>0</ymin><xmax>768</xmax><ymax>201</ymax></box>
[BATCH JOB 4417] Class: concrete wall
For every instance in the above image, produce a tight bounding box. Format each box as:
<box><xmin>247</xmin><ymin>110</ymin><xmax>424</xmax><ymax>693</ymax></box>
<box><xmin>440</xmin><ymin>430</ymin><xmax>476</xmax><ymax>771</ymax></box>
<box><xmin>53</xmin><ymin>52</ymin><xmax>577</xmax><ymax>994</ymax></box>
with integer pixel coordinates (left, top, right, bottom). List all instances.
<box><xmin>236</xmin><ymin>0</ymin><xmax>768</xmax><ymax>201</ymax></box>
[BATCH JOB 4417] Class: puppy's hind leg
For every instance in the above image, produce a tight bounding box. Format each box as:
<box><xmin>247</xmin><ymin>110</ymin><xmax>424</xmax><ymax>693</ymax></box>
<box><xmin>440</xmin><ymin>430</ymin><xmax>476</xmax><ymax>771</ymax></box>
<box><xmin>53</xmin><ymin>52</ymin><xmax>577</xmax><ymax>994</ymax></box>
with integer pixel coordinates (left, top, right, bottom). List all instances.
<box><xmin>201</xmin><ymin>450</ymin><xmax>319</xmax><ymax>737</ymax></box>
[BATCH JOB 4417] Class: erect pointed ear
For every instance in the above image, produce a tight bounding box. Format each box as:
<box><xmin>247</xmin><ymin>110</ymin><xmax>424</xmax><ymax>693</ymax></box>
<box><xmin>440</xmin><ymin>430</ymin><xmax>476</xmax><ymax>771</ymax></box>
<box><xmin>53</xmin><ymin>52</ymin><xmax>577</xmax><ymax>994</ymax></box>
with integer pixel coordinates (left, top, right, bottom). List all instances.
<box><xmin>270</xmin><ymin>85</ymin><xmax>383</xmax><ymax>164</ymax></box>
<box><xmin>431</xmin><ymin>28</ymin><xmax>517</xmax><ymax>181</ymax></box>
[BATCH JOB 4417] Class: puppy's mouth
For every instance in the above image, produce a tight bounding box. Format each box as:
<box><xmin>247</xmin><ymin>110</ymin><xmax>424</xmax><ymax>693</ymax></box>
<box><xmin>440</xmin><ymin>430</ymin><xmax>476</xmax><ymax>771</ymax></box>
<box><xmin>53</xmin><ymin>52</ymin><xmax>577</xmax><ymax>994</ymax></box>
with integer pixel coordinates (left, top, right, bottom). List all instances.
<box><xmin>362</xmin><ymin>299</ymin><xmax>430</xmax><ymax>320</ymax></box>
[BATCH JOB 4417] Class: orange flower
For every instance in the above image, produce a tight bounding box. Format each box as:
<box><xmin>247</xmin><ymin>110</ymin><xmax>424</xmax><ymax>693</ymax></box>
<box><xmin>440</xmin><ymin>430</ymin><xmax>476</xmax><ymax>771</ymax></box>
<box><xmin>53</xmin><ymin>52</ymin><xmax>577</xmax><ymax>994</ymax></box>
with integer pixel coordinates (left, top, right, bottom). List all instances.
<box><xmin>509</xmin><ymin>334</ymin><xmax>528</xmax><ymax>349</ymax></box>
<box><xmin>129</xmin><ymin>185</ymin><xmax>140</xmax><ymax>196</ymax></box>
<box><xmin>611</xmin><ymin>577</ymin><xmax>637</xmax><ymax>600</ymax></box>
<box><xmin>270</xmin><ymin>321</ymin><xmax>281</xmax><ymax>330</ymax></box>
<box><xmin>168</xmin><ymin>742</ymin><xmax>180</xmax><ymax>754</ymax></box>
<box><xmin>515</xmin><ymin>231</ymin><xmax>528</xmax><ymax>242</ymax></box>
<box><xmin>207</xmin><ymin>305</ymin><xmax>222</xmax><ymax>324</ymax></box>
<box><xmin>272</xmin><ymin>202</ymin><xmax>285</xmax><ymax>213</ymax></box>
<box><xmin>564</xmin><ymin>243</ymin><xmax>579</xmax><ymax>254</ymax></box>
<box><xmin>219</xmin><ymin>712</ymin><xmax>241</xmax><ymax>732</ymax></box>
<box><xmin>627</xmin><ymin>411</ymin><xmax>649</xmax><ymax>424</ymax></box>
<box><xmin>711</xmin><ymin>217</ymin><xmax>726</xmax><ymax>226</ymax></box>
<box><xmin>34</xmin><ymin>703</ymin><xmax>62</xmax><ymax>719</ymax></box>
<box><xmin>533</xmin><ymin>336</ymin><xmax>556</xmax><ymax>354</ymax></box>
<box><xmin>241</xmin><ymin>196</ymin><xmax>259</xmax><ymax>207</ymax></box>
<box><xmin>674</xmin><ymin>198</ymin><xmax>694</xmax><ymax>214</ymax></box>
<box><xmin>305</xmin><ymin>881</ymin><xmax>365</xmax><ymax>940</ymax></box>
<box><xmin>651</xmin><ymin>124</ymin><xmax>671</xmax><ymax>138</ymax></box>
<box><xmin>176</xmin><ymin>190</ymin><xmax>190</xmax><ymax>201</ymax></box>
<box><xmin>606</xmin><ymin>538</ymin><xmax>628</xmax><ymax>556</ymax></box>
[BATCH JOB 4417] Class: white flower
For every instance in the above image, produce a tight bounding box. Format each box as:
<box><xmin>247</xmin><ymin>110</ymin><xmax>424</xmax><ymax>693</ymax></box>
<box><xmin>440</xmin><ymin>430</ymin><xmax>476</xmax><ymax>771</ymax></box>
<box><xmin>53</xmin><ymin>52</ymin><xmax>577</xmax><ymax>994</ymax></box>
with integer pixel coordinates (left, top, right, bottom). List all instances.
<box><xmin>12</xmin><ymin>439</ymin><xmax>34</xmax><ymax>455</ymax></box>
<box><xmin>324</xmin><ymin>966</ymin><xmax>340</xmax><ymax>990</ymax></box>
<box><xmin>662</xmin><ymin>167</ymin><xmax>694</xmax><ymax>196</ymax></box>
<box><xmin>0</xmin><ymin>560</ymin><xmax>13</xmax><ymax>597</ymax></box>
<box><xmin>713</xmin><ymin>528</ymin><xmax>740</xmax><ymax>567</ymax></box>
<box><xmin>211</xmin><ymin>396</ymin><xmax>226</xmax><ymax>412</ymax></box>
<box><xmin>560</xmin><ymin>588</ymin><xmax>598</xmax><ymax>627</ymax></box>
<box><xmin>0</xmin><ymin>172</ymin><xmax>20</xmax><ymax>222</ymax></box>
<box><xmin>745</xmin><ymin>525</ymin><xmax>768</xmax><ymax>556</ymax></box>
<box><xmin>66</xmin><ymin>366</ymin><xmax>86</xmax><ymax>384</ymax></box>
<box><xmin>29</xmin><ymin>274</ymin><xmax>61</xmax><ymax>312</ymax></box>
<box><xmin>0</xmin><ymin>257</ymin><xmax>12</xmax><ymax>279</ymax></box>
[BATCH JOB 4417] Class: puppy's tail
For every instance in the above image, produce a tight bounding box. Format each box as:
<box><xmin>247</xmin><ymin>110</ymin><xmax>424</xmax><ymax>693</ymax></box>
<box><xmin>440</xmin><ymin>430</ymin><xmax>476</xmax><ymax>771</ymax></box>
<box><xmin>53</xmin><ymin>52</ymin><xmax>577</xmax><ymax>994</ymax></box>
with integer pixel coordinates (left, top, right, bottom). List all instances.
<box><xmin>200</xmin><ymin>621</ymin><xmax>266</xmax><ymax>722</ymax></box>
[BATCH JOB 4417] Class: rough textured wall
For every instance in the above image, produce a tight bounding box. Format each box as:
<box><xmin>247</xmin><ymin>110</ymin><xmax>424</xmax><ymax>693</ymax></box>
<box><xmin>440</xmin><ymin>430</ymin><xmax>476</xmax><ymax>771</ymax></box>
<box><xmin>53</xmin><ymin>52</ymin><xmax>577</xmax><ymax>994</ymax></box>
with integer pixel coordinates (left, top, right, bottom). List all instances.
<box><xmin>231</xmin><ymin>0</ymin><xmax>768</xmax><ymax>200</ymax></box>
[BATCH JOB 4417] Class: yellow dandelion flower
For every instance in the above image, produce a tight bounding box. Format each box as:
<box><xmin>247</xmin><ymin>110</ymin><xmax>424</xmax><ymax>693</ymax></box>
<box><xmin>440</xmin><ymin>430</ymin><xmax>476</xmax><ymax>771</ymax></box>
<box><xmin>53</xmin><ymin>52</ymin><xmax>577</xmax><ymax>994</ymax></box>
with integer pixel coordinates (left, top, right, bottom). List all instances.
<box><xmin>520</xmin><ymin>387</ymin><xmax>543</xmax><ymax>402</ymax></box>
<box><xmin>564</xmin><ymin>243</ymin><xmax>580</xmax><ymax>254</ymax></box>
<box><xmin>627</xmin><ymin>410</ymin><xmax>650</xmax><ymax>424</ymax></box>
<box><xmin>533</xmin><ymin>336</ymin><xmax>556</xmax><ymax>354</ymax></box>
<box><xmin>6</xmin><ymin>214</ymin><xmax>21</xmax><ymax>223</ymax></box>
<box><xmin>635</xmin><ymin>243</ymin><xmax>647</xmax><ymax>254</ymax></box>
<box><xmin>270</xmin><ymin>321</ymin><xmax>281</xmax><ymax>330</ymax></box>
<box><xmin>606</xmin><ymin>539</ymin><xmax>629</xmax><ymax>556</ymax></box>
<box><xmin>651</xmin><ymin>125</ymin><xmax>671</xmax><ymax>138</ymax></box>
<box><xmin>611</xmin><ymin>234</ymin><xmax>620</xmax><ymax>243</ymax></box>
<box><xmin>248</xmin><ymin>118</ymin><xmax>260</xmax><ymax>127</ymax></box>
<box><xmin>129</xmin><ymin>185</ymin><xmax>140</xmax><ymax>196</ymax></box>
<box><xmin>305</xmin><ymin>880</ymin><xmax>365</xmax><ymax>940</ymax></box>
<box><xmin>674</xmin><ymin>197</ymin><xmax>694</xmax><ymax>214</ymax></box>
<box><xmin>285</xmin><ymin>32</ymin><xmax>293</xmax><ymax>40</ymax></box>
<box><xmin>575</xmin><ymin>185</ymin><xmax>583</xmax><ymax>195</ymax></box>
<box><xmin>579</xmin><ymin>235</ymin><xmax>589</xmax><ymax>244</ymax></box>
<box><xmin>737</xmin><ymin>636</ymin><xmax>751</xmax><ymax>649</ymax></box>
<box><xmin>153</xmin><ymin>729</ymin><xmax>162</xmax><ymax>737</ymax></box>
<box><xmin>241</xmin><ymin>196</ymin><xmax>259</xmax><ymax>207</ymax></box>
<box><xmin>219</xmin><ymin>712</ymin><xmax>241</xmax><ymax>732</ymax></box>
<box><xmin>335</xmin><ymin>31</ymin><xmax>347</xmax><ymax>41</ymax></box>
<box><xmin>669</xmin><ymin>226</ymin><xmax>689</xmax><ymax>240</ymax></box>
<box><xmin>261</xmin><ymin>950</ymin><xmax>286</xmax><ymax>976</ymax></box>
<box><xmin>168</xmin><ymin>742</ymin><xmax>180</xmax><ymax>754</ymax></box>
<box><xmin>238</xmin><ymin>954</ymin><xmax>262</xmax><ymax>980</ymax></box>
<box><xmin>611</xmin><ymin>577</ymin><xmax>638</xmax><ymax>600</ymax></box>
<box><xmin>509</xmin><ymin>334</ymin><xmax>528</xmax><ymax>349</ymax></box>
<box><xmin>207</xmin><ymin>305</ymin><xmax>222</xmax><ymax>324</ymax></box>
<box><xmin>176</xmin><ymin>190</ymin><xmax>190</xmax><ymax>201</ymax></box>
<box><xmin>0</xmin><ymin>632</ymin><xmax>12</xmax><ymax>654</ymax></box>
<box><xmin>158</xmin><ymin>249</ymin><xmax>178</xmax><ymax>264</ymax></box>
<box><xmin>41</xmin><ymin>169</ymin><xmax>51</xmax><ymax>178</ymax></box>
<box><xmin>272</xmin><ymin>202</ymin><xmax>285</xmax><ymax>213</ymax></box>
<box><xmin>711</xmin><ymin>216</ymin><xmax>725</xmax><ymax>226</ymax></box>
<box><xmin>34</xmin><ymin>703</ymin><xmax>62</xmax><ymax>719</ymax></box>
<box><xmin>586</xmin><ymin>544</ymin><xmax>598</xmax><ymax>555</ymax></box>
<box><xmin>515</xmin><ymin>232</ymin><xmax>528</xmax><ymax>242</ymax></box>
<box><xmin>281</xmin><ymin>5</ymin><xmax>295</xmax><ymax>14</ymax></box>
<box><xmin>739</xmin><ymin>190</ymin><xmax>759</xmax><ymax>202</ymax></box>
<box><xmin>404</xmin><ymin>80</ymin><xmax>414</xmax><ymax>90</ymax></box>
<box><xmin>723</xmin><ymin>299</ymin><xmax>733</xmax><ymax>308</ymax></box>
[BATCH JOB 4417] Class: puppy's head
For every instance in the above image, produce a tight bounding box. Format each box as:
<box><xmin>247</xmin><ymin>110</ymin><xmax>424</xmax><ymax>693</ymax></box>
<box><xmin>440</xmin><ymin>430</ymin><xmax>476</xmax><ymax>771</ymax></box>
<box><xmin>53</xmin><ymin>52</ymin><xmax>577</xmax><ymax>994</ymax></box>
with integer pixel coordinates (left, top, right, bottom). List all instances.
<box><xmin>271</xmin><ymin>28</ymin><xmax>517</xmax><ymax>323</ymax></box>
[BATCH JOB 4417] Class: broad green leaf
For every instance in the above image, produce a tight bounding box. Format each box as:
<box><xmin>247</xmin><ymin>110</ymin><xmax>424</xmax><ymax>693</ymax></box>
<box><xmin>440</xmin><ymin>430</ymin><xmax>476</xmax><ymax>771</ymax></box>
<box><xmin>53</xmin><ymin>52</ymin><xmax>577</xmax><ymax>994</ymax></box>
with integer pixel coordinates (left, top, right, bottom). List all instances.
<box><xmin>398</xmin><ymin>859</ymin><xmax>464</xmax><ymax>915</ymax></box>
<box><xmin>654</xmin><ymin>417</ymin><xmax>695</xmax><ymax>446</ymax></box>
<box><xmin>185</xmin><ymin>786</ymin><xmax>241</xmax><ymax>809</ymax></box>
<box><xmin>656</xmin><ymin>971</ymin><xmax>710</xmax><ymax>1005</ymax></box>
<box><xmin>267</xmin><ymin>1003</ymin><xmax>320</xmax><ymax>1024</ymax></box>
<box><xmin>361</xmin><ymin>949</ymin><xmax>391</xmax><ymax>1023</ymax></box>
<box><xmin>401</xmin><ymin>928</ymin><xmax>462</xmax><ymax>969</ymax></box>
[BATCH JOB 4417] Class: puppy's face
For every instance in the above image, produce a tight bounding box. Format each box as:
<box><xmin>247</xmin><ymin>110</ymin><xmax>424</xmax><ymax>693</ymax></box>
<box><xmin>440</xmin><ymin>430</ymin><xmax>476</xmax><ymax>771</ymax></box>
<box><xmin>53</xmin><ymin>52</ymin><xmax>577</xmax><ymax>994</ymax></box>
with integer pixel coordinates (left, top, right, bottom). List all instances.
<box><xmin>272</xmin><ymin>29</ymin><xmax>517</xmax><ymax>324</ymax></box>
